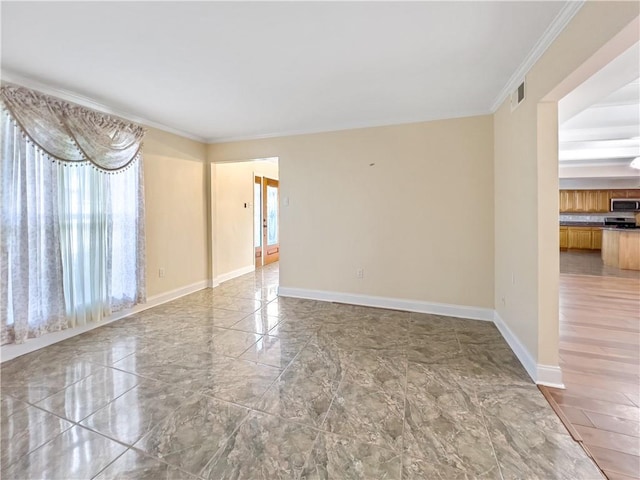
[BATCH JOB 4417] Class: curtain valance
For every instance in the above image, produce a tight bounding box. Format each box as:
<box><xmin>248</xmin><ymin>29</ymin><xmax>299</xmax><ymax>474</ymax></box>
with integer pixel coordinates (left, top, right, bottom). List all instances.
<box><xmin>1</xmin><ymin>83</ymin><xmax>145</xmax><ymax>172</ymax></box>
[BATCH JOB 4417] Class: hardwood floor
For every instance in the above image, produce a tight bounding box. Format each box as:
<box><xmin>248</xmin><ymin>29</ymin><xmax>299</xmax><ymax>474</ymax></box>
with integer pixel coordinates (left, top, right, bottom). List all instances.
<box><xmin>541</xmin><ymin>271</ymin><xmax>640</xmax><ymax>480</ymax></box>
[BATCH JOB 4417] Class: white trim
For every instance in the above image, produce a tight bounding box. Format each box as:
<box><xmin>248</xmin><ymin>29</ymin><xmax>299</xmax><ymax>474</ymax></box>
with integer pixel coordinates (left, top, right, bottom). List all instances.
<box><xmin>214</xmin><ymin>265</ymin><xmax>256</xmax><ymax>285</ymax></box>
<box><xmin>536</xmin><ymin>364</ymin><xmax>565</xmax><ymax>389</ymax></box>
<box><xmin>0</xmin><ymin>71</ymin><xmax>487</xmax><ymax>145</ymax></box>
<box><xmin>1</xmin><ymin>69</ymin><xmax>207</xmax><ymax>143</ymax></box>
<box><xmin>492</xmin><ymin>311</ymin><xmax>565</xmax><ymax>388</ymax></box>
<box><xmin>1</xmin><ymin>279</ymin><xmax>211</xmax><ymax>363</ymax></box>
<box><xmin>1</xmin><ymin>3</ymin><xmax>584</xmax><ymax>145</ymax></box>
<box><xmin>143</xmin><ymin>280</ymin><xmax>211</xmax><ymax>309</ymax></box>
<box><xmin>489</xmin><ymin>1</ymin><xmax>585</xmax><ymax>112</ymax></box>
<box><xmin>492</xmin><ymin>311</ymin><xmax>538</xmax><ymax>383</ymax></box>
<box><xmin>277</xmin><ymin>287</ymin><xmax>494</xmax><ymax>321</ymax></box>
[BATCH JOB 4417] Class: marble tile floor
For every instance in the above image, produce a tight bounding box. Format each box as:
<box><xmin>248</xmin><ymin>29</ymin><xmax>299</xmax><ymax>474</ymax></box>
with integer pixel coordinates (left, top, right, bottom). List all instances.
<box><xmin>1</xmin><ymin>263</ymin><xmax>604</xmax><ymax>479</ymax></box>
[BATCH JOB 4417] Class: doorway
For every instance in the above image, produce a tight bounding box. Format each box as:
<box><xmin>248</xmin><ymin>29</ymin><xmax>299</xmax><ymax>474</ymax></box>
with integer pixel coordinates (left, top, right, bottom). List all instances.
<box><xmin>254</xmin><ymin>176</ymin><xmax>280</xmax><ymax>266</ymax></box>
<box><xmin>537</xmin><ymin>34</ymin><xmax>640</xmax><ymax>480</ymax></box>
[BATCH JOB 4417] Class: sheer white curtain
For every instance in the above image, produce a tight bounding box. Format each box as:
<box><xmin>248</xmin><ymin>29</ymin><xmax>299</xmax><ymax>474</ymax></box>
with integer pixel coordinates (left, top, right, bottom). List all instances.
<box><xmin>1</xmin><ymin>118</ymin><xmax>67</xmax><ymax>344</ymax></box>
<box><xmin>57</xmin><ymin>162</ymin><xmax>144</xmax><ymax>327</ymax></box>
<box><xmin>58</xmin><ymin>164</ymin><xmax>111</xmax><ymax>327</ymax></box>
<box><xmin>109</xmin><ymin>162</ymin><xmax>145</xmax><ymax>312</ymax></box>
<box><xmin>1</xmin><ymin>84</ymin><xmax>146</xmax><ymax>345</ymax></box>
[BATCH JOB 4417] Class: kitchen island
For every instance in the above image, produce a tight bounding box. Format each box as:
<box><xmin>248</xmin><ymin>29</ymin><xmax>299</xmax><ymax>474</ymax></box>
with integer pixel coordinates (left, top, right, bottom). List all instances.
<box><xmin>601</xmin><ymin>228</ymin><xmax>640</xmax><ymax>271</ymax></box>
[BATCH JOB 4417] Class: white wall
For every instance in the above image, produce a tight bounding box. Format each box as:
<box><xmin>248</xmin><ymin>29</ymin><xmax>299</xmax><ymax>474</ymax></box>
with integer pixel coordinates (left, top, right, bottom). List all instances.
<box><xmin>209</xmin><ymin>115</ymin><xmax>495</xmax><ymax>314</ymax></box>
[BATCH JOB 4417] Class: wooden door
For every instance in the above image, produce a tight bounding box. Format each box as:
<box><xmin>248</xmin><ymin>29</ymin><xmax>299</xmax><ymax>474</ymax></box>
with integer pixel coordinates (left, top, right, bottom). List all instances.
<box><xmin>262</xmin><ymin>177</ymin><xmax>279</xmax><ymax>265</ymax></box>
<box><xmin>254</xmin><ymin>176</ymin><xmax>263</xmax><ymax>265</ymax></box>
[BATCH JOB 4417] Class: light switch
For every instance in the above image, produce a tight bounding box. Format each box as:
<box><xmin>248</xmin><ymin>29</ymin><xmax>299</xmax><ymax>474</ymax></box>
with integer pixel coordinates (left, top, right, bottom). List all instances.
<box><xmin>283</xmin><ymin>196</ymin><xmax>289</xmax><ymax>206</ymax></box>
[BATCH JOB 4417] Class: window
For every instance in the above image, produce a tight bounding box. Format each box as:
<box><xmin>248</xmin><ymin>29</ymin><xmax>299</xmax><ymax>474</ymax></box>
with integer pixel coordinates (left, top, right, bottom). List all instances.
<box><xmin>1</xmin><ymin>84</ymin><xmax>145</xmax><ymax>345</ymax></box>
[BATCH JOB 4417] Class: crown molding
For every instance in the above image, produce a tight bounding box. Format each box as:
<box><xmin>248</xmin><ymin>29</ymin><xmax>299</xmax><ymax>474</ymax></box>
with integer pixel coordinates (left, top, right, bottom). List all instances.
<box><xmin>489</xmin><ymin>1</ymin><xmax>585</xmax><ymax>113</ymax></box>
<box><xmin>1</xmin><ymin>69</ymin><xmax>207</xmax><ymax>143</ymax></box>
<box><xmin>206</xmin><ymin>108</ymin><xmax>491</xmax><ymax>144</ymax></box>
<box><xmin>3</xmin><ymin>0</ymin><xmax>585</xmax><ymax>146</ymax></box>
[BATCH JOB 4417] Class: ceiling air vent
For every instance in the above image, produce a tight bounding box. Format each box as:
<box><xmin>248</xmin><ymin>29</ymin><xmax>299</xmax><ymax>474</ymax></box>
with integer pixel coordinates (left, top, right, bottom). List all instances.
<box><xmin>510</xmin><ymin>79</ymin><xmax>526</xmax><ymax>111</ymax></box>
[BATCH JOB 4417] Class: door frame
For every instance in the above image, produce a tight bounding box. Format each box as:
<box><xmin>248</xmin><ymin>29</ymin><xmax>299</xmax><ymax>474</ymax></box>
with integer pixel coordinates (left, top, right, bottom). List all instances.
<box><xmin>253</xmin><ymin>174</ymin><xmax>280</xmax><ymax>267</ymax></box>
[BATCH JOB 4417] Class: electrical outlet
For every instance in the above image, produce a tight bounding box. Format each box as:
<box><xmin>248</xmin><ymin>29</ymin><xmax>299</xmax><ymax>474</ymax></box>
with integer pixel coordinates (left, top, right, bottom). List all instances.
<box><xmin>356</xmin><ymin>268</ymin><xmax>364</xmax><ymax>279</ymax></box>
<box><xmin>159</xmin><ymin>268</ymin><xmax>165</xmax><ymax>278</ymax></box>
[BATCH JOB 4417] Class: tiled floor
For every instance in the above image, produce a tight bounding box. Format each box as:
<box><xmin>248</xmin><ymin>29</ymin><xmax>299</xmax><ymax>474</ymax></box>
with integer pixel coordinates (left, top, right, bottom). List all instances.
<box><xmin>1</xmin><ymin>263</ymin><xmax>603</xmax><ymax>479</ymax></box>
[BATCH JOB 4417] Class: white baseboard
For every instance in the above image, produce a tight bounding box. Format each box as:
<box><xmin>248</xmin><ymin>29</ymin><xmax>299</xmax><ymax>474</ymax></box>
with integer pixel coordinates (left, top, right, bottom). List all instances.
<box><xmin>214</xmin><ymin>265</ymin><xmax>255</xmax><ymax>285</ymax></box>
<box><xmin>277</xmin><ymin>288</ymin><xmax>565</xmax><ymax>388</ymax></box>
<box><xmin>536</xmin><ymin>364</ymin><xmax>565</xmax><ymax>389</ymax></box>
<box><xmin>278</xmin><ymin>287</ymin><xmax>495</xmax><ymax>321</ymax></box>
<box><xmin>144</xmin><ymin>280</ymin><xmax>212</xmax><ymax>310</ymax></box>
<box><xmin>493</xmin><ymin>311</ymin><xmax>565</xmax><ymax>388</ymax></box>
<box><xmin>492</xmin><ymin>311</ymin><xmax>537</xmax><ymax>383</ymax></box>
<box><xmin>1</xmin><ymin>279</ymin><xmax>211</xmax><ymax>363</ymax></box>
<box><xmin>2</xmin><ymin>277</ymin><xmax>566</xmax><ymax>390</ymax></box>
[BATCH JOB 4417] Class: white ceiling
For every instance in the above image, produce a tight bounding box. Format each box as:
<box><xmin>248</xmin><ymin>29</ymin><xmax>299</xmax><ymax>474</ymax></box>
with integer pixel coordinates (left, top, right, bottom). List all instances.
<box><xmin>558</xmin><ymin>42</ymin><xmax>640</xmax><ymax>183</ymax></box>
<box><xmin>1</xmin><ymin>1</ymin><xmax>571</xmax><ymax>142</ymax></box>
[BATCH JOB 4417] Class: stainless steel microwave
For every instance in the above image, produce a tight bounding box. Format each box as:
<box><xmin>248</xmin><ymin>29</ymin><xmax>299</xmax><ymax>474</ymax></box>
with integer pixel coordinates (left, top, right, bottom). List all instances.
<box><xmin>610</xmin><ymin>198</ymin><xmax>640</xmax><ymax>212</ymax></box>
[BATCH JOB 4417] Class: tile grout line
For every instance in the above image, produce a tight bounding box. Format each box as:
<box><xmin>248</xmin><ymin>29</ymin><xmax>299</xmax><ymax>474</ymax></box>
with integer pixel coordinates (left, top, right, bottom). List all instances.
<box><xmin>459</xmin><ymin>326</ymin><xmax>506</xmax><ymax>480</ymax></box>
<box><xmin>296</xmin><ymin>346</ymin><xmax>351</xmax><ymax>479</ymax></box>
<box><xmin>181</xmin><ymin>406</ymin><xmax>255</xmax><ymax>480</ymax></box>
<box><xmin>0</xmin><ymin>266</ymin><xmax>281</xmax><ymax>477</ymax></box>
<box><xmin>6</xmin><ymin>263</ymin><xmax>605</xmax><ymax>478</ymax></box>
<box><xmin>399</xmin><ymin>339</ymin><xmax>409</xmax><ymax>480</ymax></box>
<box><xmin>88</xmin><ymin>447</ymin><xmax>130</xmax><ymax>480</ymax></box>
<box><xmin>249</xmin><ymin>332</ymin><xmax>315</xmax><ymax>406</ymax></box>
<box><xmin>0</xmin><ymin>407</ymin><xmax>135</xmax><ymax>474</ymax></box>
<box><xmin>475</xmin><ymin>390</ymin><xmax>506</xmax><ymax>480</ymax></box>
<box><xmin>297</xmin><ymin>428</ymin><xmax>324</xmax><ymax>479</ymax></box>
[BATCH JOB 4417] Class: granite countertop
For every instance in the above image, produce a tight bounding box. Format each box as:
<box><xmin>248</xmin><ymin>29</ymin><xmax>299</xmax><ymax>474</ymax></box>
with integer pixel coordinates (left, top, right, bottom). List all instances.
<box><xmin>559</xmin><ymin>222</ymin><xmax>604</xmax><ymax>227</ymax></box>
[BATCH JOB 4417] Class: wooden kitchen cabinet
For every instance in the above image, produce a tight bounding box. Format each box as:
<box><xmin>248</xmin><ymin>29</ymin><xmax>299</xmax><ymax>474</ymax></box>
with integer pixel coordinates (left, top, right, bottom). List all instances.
<box><xmin>559</xmin><ymin>191</ymin><xmax>571</xmax><ymax>212</ymax></box>
<box><xmin>571</xmin><ymin>190</ymin><xmax>588</xmax><ymax>212</ymax></box>
<box><xmin>559</xmin><ymin>227</ymin><xmax>568</xmax><ymax>249</ymax></box>
<box><xmin>561</xmin><ymin>226</ymin><xmax>603</xmax><ymax>250</ymax></box>
<box><xmin>560</xmin><ymin>190</ymin><xmax>610</xmax><ymax>213</ymax></box>
<box><xmin>559</xmin><ymin>190</ymin><xmax>590</xmax><ymax>212</ymax></box>
<box><xmin>568</xmin><ymin>227</ymin><xmax>593</xmax><ymax>249</ymax></box>
<box><xmin>560</xmin><ymin>189</ymin><xmax>639</xmax><ymax>213</ymax></box>
<box><xmin>610</xmin><ymin>189</ymin><xmax>640</xmax><ymax>199</ymax></box>
<box><xmin>586</xmin><ymin>190</ymin><xmax>610</xmax><ymax>213</ymax></box>
<box><xmin>592</xmin><ymin>228</ymin><xmax>603</xmax><ymax>250</ymax></box>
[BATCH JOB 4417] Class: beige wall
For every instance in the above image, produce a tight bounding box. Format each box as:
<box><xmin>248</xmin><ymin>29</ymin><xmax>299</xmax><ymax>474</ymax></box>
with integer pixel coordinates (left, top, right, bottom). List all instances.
<box><xmin>494</xmin><ymin>2</ymin><xmax>639</xmax><ymax>367</ymax></box>
<box><xmin>140</xmin><ymin>1</ymin><xmax>639</xmax><ymax>379</ymax></box>
<box><xmin>212</xmin><ymin>160</ymin><xmax>279</xmax><ymax>279</ymax></box>
<box><xmin>143</xmin><ymin>127</ymin><xmax>209</xmax><ymax>297</ymax></box>
<box><xmin>209</xmin><ymin>116</ymin><xmax>495</xmax><ymax>309</ymax></box>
